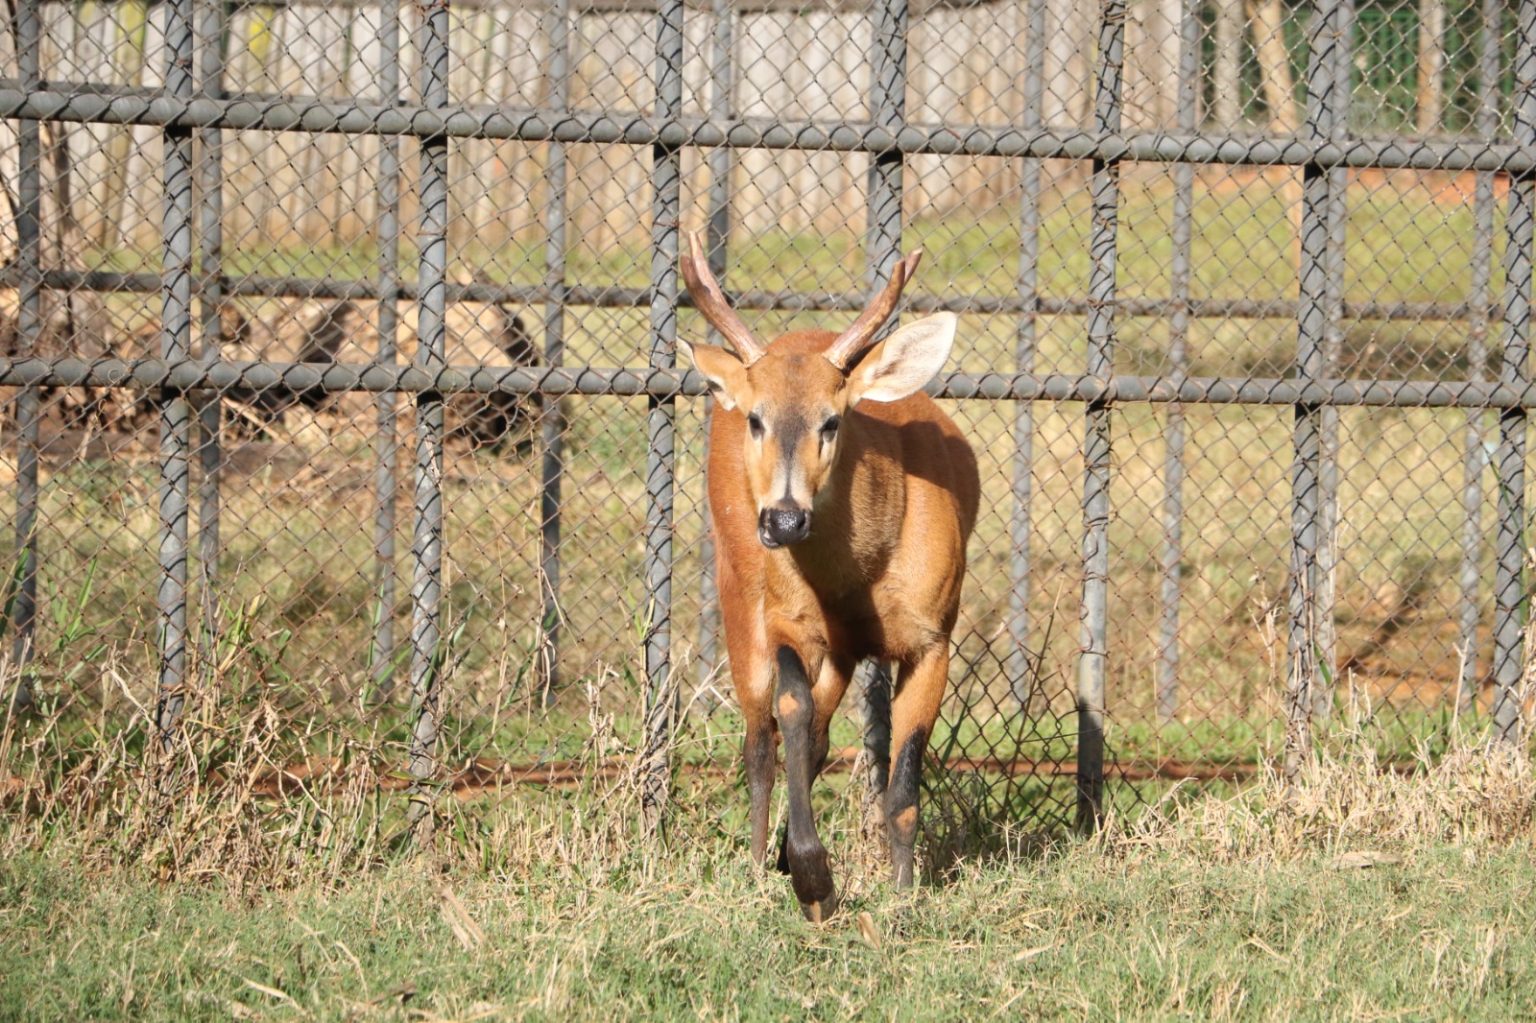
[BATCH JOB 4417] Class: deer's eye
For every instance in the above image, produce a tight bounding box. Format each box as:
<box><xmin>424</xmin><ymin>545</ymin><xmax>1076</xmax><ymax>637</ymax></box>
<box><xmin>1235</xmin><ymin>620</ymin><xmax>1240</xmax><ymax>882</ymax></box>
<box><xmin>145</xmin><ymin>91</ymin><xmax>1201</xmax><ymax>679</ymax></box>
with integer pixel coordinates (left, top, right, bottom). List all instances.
<box><xmin>747</xmin><ymin>412</ymin><xmax>765</xmax><ymax>439</ymax></box>
<box><xmin>820</xmin><ymin>415</ymin><xmax>841</xmax><ymax>441</ymax></box>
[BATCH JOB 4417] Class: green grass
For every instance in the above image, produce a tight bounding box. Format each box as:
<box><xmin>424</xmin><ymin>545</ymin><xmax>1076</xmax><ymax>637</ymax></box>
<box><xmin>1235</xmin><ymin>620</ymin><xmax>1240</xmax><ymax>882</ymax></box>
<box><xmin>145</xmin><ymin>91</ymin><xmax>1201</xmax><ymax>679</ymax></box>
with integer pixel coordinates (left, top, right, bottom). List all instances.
<box><xmin>5</xmin><ymin>629</ymin><xmax>1535</xmax><ymax>1020</ymax></box>
<box><xmin>4</xmin><ymin>786</ymin><xmax>1535</xmax><ymax>1020</ymax></box>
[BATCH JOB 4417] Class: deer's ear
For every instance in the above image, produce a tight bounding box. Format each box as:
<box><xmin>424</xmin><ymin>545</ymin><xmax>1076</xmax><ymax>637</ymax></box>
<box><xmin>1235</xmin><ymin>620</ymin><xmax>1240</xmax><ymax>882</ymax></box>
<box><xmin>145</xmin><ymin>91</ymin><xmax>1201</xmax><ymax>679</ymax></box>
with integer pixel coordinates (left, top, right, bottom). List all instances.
<box><xmin>680</xmin><ymin>339</ymin><xmax>750</xmax><ymax>411</ymax></box>
<box><xmin>846</xmin><ymin>312</ymin><xmax>956</xmax><ymax>406</ymax></box>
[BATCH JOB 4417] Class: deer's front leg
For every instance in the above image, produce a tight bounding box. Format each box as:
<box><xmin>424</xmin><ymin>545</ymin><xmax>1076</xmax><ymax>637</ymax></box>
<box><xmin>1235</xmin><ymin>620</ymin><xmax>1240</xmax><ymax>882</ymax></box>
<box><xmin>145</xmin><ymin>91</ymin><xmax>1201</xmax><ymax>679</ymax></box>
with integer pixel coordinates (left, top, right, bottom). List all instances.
<box><xmin>718</xmin><ymin>564</ymin><xmax>776</xmax><ymax>866</ymax></box>
<box><xmin>773</xmin><ymin>643</ymin><xmax>837</xmax><ymax>922</ymax></box>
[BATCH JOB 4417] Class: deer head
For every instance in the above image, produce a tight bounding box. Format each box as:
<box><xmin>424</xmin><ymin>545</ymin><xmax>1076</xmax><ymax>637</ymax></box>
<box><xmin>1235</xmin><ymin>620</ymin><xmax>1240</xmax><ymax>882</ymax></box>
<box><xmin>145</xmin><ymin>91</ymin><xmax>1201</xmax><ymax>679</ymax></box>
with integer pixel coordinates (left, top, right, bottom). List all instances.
<box><xmin>679</xmin><ymin>232</ymin><xmax>957</xmax><ymax>548</ymax></box>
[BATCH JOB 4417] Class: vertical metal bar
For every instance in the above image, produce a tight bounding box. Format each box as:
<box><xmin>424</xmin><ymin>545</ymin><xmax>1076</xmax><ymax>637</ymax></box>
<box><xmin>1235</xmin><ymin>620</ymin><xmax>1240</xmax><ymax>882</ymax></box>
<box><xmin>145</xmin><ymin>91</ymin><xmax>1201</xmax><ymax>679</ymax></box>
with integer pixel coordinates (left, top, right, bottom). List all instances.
<box><xmin>859</xmin><ymin>0</ymin><xmax>907</xmax><ymax>805</ymax></box>
<box><xmin>1492</xmin><ymin>0</ymin><xmax>1536</xmax><ymax>743</ymax></box>
<box><xmin>641</xmin><ymin>0</ymin><xmax>685</xmax><ymax>831</ymax></box>
<box><xmin>1313</xmin><ymin>0</ymin><xmax>1352</xmax><ymax>722</ymax></box>
<box><xmin>1008</xmin><ymin>0</ymin><xmax>1046</xmax><ymax>711</ymax></box>
<box><xmin>156</xmin><ymin>0</ymin><xmax>196</xmax><ymax>750</ymax></box>
<box><xmin>8</xmin><ymin>0</ymin><xmax>42</xmax><ymax>713</ymax></box>
<box><xmin>857</xmin><ymin>659</ymin><xmax>892</xmax><ymax>835</ymax></box>
<box><xmin>537</xmin><ymin>0</ymin><xmax>570</xmax><ymax>705</ymax></box>
<box><xmin>867</xmin><ymin>0</ymin><xmax>906</xmax><ymax>286</ymax></box>
<box><xmin>1156</xmin><ymin>0</ymin><xmax>1200</xmax><ymax>723</ymax></box>
<box><xmin>1286</xmin><ymin>0</ymin><xmax>1344</xmax><ymax>775</ymax></box>
<box><xmin>407</xmin><ymin>0</ymin><xmax>450</xmax><ymax>820</ymax></box>
<box><xmin>1077</xmin><ymin>0</ymin><xmax>1125</xmax><ymax>832</ymax></box>
<box><xmin>194</xmin><ymin>0</ymin><xmax>227</xmax><ymax>678</ymax></box>
<box><xmin>371</xmin><ymin>0</ymin><xmax>403</xmax><ymax>701</ymax></box>
<box><xmin>1459</xmin><ymin>0</ymin><xmax>1501</xmax><ymax>712</ymax></box>
<box><xmin>695</xmin><ymin>0</ymin><xmax>733</xmax><ymax>695</ymax></box>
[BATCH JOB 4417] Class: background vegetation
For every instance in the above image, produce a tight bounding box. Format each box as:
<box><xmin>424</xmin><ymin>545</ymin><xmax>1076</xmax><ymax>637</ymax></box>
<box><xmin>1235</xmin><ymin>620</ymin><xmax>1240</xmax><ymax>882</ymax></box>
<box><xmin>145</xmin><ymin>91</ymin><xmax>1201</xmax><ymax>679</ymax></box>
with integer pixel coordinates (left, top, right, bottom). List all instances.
<box><xmin>3</xmin><ymin>698</ymin><xmax>1533</xmax><ymax>1020</ymax></box>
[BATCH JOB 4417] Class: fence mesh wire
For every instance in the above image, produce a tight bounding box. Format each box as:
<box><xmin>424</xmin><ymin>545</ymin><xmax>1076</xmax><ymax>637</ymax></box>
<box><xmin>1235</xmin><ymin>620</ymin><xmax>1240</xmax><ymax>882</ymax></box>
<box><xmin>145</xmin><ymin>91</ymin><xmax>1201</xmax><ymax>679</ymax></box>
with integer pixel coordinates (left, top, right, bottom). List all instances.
<box><xmin>2</xmin><ymin>0</ymin><xmax>1534</xmax><ymax>853</ymax></box>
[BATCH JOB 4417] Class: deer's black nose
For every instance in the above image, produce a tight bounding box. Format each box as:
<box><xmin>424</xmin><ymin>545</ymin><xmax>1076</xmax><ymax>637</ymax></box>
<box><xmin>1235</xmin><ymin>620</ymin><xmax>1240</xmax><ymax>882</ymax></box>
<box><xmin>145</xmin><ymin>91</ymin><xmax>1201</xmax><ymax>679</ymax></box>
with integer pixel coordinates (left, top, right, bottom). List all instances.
<box><xmin>759</xmin><ymin>505</ymin><xmax>811</xmax><ymax>548</ymax></box>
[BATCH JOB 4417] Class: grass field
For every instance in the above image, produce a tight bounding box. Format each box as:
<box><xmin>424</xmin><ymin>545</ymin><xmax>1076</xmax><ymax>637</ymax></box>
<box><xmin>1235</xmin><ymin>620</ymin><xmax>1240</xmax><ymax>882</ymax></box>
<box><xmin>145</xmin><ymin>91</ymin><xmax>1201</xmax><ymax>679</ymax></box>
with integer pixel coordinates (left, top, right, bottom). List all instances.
<box><xmin>3</xmin><ymin>733</ymin><xmax>1534</xmax><ymax>1021</ymax></box>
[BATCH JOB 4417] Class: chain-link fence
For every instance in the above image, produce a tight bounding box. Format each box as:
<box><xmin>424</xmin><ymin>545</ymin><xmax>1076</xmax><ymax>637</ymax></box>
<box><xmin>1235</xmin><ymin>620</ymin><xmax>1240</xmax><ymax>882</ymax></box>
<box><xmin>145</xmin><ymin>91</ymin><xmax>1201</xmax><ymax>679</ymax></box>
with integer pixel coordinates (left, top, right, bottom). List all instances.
<box><xmin>2</xmin><ymin>0</ymin><xmax>1534</xmax><ymax>852</ymax></box>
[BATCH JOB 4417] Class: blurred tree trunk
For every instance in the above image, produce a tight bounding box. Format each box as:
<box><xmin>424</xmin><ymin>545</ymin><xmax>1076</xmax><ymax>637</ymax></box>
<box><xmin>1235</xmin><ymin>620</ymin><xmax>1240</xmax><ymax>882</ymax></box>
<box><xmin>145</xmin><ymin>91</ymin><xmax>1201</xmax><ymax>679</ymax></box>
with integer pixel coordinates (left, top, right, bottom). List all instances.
<box><xmin>1416</xmin><ymin>0</ymin><xmax>1446</xmax><ymax>135</ymax></box>
<box><xmin>45</xmin><ymin>4</ymin><xmax>98</xmax><ymax>363</ymax></box>
<box><xmin>48</xmin><ymin>4</ymin><xmax>88</xmax><ymax>269</ymax></box>
<box><xmin>1246</xmin><ymin>0</ymin><xmax>1298</xmax><ymax>133</ymax></box>
<box><xmin>232</xmin><ymin>5</ymin><xmax>279</xmax><ymax>245</ymax></box>
<box><xmin>95</xmin><ymin>0</ymin><xmax>149</xmax><ymax>254</ymax></box>
<box><xmin>1043</xmin><ymin>0</ymin><xmax>1091</xmax><ymax>127</ymax></box>
<box><xmin>305</xmin><ymin>4</ymin><xmax>357</xmax><ymax>244</ymax></box>
<box><xmin>1214</xmin><ymin>0</ymin><xmax>1243</xmax><ymax>127</ymax></box>
<box><xmin>1141</xmin><ymin>0</ymin><xmax>1184</xmax><ymax>128</ymax></box>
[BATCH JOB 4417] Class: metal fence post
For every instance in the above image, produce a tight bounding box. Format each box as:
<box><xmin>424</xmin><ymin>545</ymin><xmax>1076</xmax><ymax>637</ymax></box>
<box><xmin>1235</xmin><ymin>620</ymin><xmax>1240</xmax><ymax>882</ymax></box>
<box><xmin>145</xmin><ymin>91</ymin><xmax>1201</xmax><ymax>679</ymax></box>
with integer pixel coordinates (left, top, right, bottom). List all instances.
<box><xmin>856</xmin><ymin>658</ymin><xmax>892</xmax><ymax>837</ymax></box>
<box><xmin>695</xmin><ymin>0</ymin><xmax>733</xmax><ymax>696</ymax></box>
<box><xmin>537</xmin><ymin>0</ymin><xmax>571</xmax><ymax>705</ymax></box>
<box><xmin>1492</xmin><ymin>0</ymin><xmax>1536</xmax><ymax>743</ymax></box>
<box><xmin>1285</xmin><ymin>0</ymin><xmax>1345</xmax><ymax>776</ymax></box>
<box><xmin>194</xmin><ymin>0</ymin><xmax>227</xmax><ymax>678</ymax></box>
<box><xmin>867</xmin><ymin>0</ymin><xmax>906</xmax><ymax>288</ymax></box>
<box><xmin>1156</xmin><ymin>0</ymin><xmax>1200</xmax><ymax>723</ymax></box>
<box><xmin>155</xmin><ymin>0</ymin><xmax>197</xmax><ymax>751</ymax></box>
<box><xmin>407</xmin><ymin>0</ymin><xmax>451</xmax><ymax>824</ymax></box>
<box><xmin>371</xmin><ymin>0</ymin><xmax>403</xmax><ymax>703</ymax></box>
<box><xmin>641</xmin><ymin>0</ymin><xmax>686</xmax><ymax>832</ymax></box>
<box><xmin>1313</xmin><ymin>0</ymin><xmax>1352</xmax><ymax>723</ymax></box>
<box><xmin>1078</xmin><ymin>0</ymin><xmax>1126</xmax><ymax>832</ymax></box>
<box><xmin>1460</xmin><ymin>0</ymin><xmax>1501</xmax><ymax>712</ymax></box>
<box><xmin>847</xmin><ymin>0</ymin><xmax>909</xmax><ymax>818</ymax></box>
<box><xmin>1008</xmin><ymin>0</ymin><xmax>1046</xmax><ymax>711</ymax></box>
<box><xmin>7</xmin><ymin>0</ymin><xmax>42</xmax><ymax>714</ymax></box>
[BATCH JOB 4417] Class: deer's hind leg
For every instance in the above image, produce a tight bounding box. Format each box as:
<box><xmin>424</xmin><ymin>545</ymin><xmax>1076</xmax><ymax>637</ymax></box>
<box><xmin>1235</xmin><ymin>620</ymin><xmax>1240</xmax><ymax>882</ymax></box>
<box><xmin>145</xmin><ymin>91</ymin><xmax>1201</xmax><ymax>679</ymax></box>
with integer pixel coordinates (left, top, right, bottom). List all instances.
<box><xmin>809</xmin><ymin>653</ymin><xmax>855</xmax><ymax>779</ymax></box>
<box><xmin>886</xmin><ymin>643</ymin><xmax>949</xmax><ymax>889</ymax></box>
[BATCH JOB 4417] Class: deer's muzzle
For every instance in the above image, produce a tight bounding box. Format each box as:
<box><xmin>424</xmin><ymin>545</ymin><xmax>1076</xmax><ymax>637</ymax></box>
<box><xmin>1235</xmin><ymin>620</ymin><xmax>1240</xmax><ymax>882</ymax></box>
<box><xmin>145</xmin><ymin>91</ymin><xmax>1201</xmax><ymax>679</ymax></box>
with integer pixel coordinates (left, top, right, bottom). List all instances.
<box><xmin>758</xmin><ymin>505</ymin><xmax>811</xmax><ymax>548</ymax></box>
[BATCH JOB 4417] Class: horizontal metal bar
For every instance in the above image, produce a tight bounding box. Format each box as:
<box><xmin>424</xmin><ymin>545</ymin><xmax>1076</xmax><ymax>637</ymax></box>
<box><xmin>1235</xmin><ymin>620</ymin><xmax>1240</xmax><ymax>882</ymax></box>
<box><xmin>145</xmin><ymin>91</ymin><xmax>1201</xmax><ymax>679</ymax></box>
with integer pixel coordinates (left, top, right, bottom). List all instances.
<box><xmin>0</xmin><ymin>86</ymin><xmax>1529</xmax><ymax>173</ymax></box>
<box><xmin>80</xmin><ymin>0</ymin><xmax>1009</xmax><ymax>14</ymax></box>
<box><xmin>0</xmin><ymin>266</ymin><xmax>1503</xmax><ymax>325</ymax></box>
<box><xmin>9</xmin><ymin>356</ymin><xmax>1536</xmax><ymax>407</ymax></box>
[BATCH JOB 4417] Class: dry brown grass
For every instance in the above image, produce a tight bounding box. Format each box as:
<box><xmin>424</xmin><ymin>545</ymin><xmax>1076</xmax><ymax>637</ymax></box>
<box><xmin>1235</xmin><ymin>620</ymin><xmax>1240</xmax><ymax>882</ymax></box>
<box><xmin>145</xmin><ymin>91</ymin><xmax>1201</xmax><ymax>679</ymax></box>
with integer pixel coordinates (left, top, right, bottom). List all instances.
<box><xmin>1116</xmin><ymin>731</ymin><xmax>1536</xmax><ymax>865</ymax></box>
<box><xmin>0</xmin><ymin>649</ymin><xmax>765</xmax><ymax>895</ymax></box>
<box><xmin>8</xmin><ymin>706</ymin><xmax>1536</xmax><ymax>1022</ymax></box>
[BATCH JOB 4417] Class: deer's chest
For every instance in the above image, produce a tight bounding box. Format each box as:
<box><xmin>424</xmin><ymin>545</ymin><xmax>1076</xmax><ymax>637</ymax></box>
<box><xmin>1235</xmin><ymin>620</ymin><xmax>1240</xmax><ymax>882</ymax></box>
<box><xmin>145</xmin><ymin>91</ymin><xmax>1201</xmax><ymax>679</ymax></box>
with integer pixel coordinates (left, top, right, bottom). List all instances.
<box><xmin>771</xmin><ymin>574</ymin><xmax>942</xmax><ymax>664</ymax></box>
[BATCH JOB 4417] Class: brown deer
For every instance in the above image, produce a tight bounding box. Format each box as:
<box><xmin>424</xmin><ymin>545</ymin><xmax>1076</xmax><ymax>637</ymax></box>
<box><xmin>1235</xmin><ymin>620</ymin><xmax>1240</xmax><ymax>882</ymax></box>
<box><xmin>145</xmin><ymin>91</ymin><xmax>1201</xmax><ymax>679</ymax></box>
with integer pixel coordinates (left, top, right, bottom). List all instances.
<box><xmin>680</xmin><ymin>234</ymin><xmax>978</xmax><ymax>920</ymax></box>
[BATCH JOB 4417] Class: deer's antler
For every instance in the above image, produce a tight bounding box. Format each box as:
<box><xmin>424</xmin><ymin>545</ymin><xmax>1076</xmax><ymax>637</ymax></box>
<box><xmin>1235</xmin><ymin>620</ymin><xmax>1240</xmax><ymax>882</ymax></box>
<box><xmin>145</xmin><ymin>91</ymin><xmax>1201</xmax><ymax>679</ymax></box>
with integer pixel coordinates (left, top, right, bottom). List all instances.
<box><xmin>823</xmin><ymin>249</ymin><xmax>923</xmax><ymax>371</ymax></box>
<box><xmin>680</xmin><ymin>231</ymin><xmax>765</xmax><ymax>365</ymax></box>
